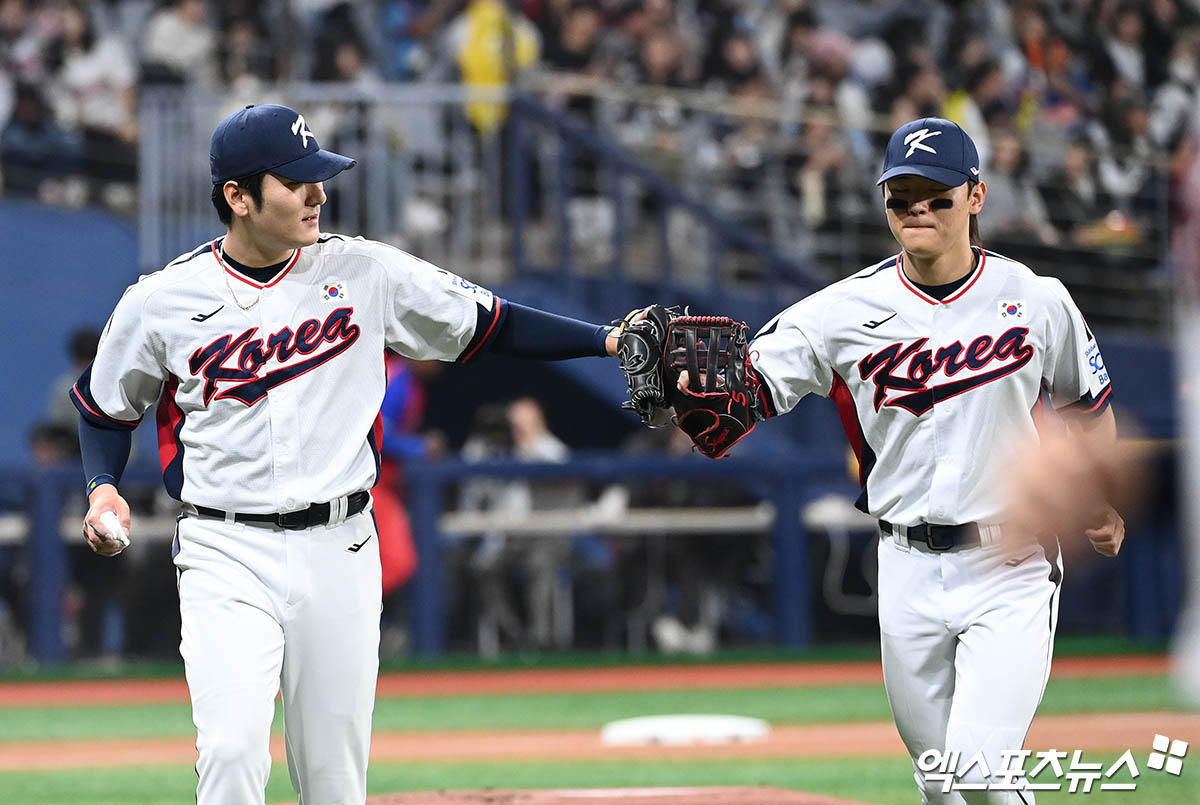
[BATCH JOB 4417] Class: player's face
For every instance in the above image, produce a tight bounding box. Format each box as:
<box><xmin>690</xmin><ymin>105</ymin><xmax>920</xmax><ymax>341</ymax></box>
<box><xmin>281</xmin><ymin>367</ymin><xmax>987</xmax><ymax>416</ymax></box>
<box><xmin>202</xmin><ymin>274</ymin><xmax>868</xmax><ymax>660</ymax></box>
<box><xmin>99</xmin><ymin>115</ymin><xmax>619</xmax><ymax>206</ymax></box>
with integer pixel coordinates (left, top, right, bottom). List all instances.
<box><xmin>883</xmin><ymin>177</ymin><xmax>984</xmax><ymax>258</ymax></box>
<box><xmin>246</xmin><ymin>173</ymin><xmax>327</xmax><ymax>250</ymax></box>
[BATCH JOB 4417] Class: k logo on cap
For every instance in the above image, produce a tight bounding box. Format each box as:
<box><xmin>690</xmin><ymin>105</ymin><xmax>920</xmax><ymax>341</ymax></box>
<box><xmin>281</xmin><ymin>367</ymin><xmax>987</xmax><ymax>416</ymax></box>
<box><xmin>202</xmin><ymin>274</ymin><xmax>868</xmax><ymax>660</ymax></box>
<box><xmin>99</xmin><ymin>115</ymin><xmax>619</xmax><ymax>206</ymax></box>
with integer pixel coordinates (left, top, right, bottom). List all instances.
<box><xmin>291</xmin><ymin>114</ymin><xmax>314</xmax><ymax>148</ymax></box>
<box><xmin>903</xmin><ymin>128</ymin><xmax>942</xmax><ymax>158</ymax></box>
<box><xmin>210</xmin><ymin>104</ymin><xmax>356</xmax><ymax>185</ymax></box>
<box><xmin>878</xmin><ymin>118</ymin><xmax>981</xmax><ymax>188</ymax></box>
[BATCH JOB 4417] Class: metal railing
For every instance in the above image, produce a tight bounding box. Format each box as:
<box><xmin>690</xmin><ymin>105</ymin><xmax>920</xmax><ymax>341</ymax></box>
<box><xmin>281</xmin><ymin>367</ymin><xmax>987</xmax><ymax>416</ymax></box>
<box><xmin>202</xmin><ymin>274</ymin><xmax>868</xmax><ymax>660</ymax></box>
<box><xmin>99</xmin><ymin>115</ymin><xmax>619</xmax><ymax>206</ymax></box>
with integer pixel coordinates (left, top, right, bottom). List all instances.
<box><xmin>140</xmin><ymin>85</ymin><xmax>512</xmax><ymax>283</ymax></box>
<box><xmin>1</xmin><ymin>447</ymin><xmax>1183</xmax><ymax>664</ymax></box>
<box><xmin>4</xmin><ymin>455</ymin><xmax>849</xmax><ymax>662</ymax></box>
<box><xmin>139</xmin><ymin>83</ymin><xmax>1170</xmax><ymax>332</ymax></box>
<box><xmin>1</xmin><ymin>453</ymin><xmax>849</xmax><ymax>663</ymax></box>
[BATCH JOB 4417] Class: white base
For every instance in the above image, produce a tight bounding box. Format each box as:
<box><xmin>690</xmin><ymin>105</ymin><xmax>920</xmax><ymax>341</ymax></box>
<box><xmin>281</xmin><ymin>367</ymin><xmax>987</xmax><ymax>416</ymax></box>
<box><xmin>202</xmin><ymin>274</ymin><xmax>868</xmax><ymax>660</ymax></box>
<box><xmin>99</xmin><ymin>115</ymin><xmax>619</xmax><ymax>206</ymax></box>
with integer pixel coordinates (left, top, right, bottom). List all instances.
<box><xmin>600</xmin><ymin>714</ymin><xmax>770</xmax><ymax>746</ymax></box>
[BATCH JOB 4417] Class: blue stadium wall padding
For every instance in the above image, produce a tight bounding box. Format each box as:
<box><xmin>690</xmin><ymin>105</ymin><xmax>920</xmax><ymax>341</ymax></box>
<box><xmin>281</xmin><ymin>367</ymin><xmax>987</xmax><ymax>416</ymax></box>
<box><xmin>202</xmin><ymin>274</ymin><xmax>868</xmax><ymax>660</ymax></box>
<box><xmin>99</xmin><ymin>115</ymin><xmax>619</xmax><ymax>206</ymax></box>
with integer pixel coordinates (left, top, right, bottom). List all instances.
<box><xmin>0</xmin><ymin>200</ymin><xmax>139</xmax><ymax>463</ymax></box>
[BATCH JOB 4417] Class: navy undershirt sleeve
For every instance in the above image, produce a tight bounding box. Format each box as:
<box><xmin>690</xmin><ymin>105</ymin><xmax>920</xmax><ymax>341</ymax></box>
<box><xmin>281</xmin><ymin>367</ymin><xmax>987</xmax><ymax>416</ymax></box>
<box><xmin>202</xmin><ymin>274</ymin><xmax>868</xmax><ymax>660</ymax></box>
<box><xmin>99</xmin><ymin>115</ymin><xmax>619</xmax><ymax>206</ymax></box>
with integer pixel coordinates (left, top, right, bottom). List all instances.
<box><xmin>78</xmin><ymin>415</ymin><xmax>133</xmax><ymax>494</ymax></box>
<box><xmin>486</xmin><ymin>300</ymin><xmax>610</xmax><ymax>360</ymax></box>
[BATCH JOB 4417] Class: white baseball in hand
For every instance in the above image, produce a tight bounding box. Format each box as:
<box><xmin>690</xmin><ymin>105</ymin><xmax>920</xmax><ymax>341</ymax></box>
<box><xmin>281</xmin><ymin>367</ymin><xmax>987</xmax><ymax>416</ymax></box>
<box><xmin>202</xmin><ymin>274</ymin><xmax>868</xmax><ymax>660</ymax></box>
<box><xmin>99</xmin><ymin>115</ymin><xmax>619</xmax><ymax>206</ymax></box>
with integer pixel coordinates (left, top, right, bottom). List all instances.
<box><xmin>99</xmin><ymin>511</ymin><xmax>130</xmax><ymax>550</ymax></box>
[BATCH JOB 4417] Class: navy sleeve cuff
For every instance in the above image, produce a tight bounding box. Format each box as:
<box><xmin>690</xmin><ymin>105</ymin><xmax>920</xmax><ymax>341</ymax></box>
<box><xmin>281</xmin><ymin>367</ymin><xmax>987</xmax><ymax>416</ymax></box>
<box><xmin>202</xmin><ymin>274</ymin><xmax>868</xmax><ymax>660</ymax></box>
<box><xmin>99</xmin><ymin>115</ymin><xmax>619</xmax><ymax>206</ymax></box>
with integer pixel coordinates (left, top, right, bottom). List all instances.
<box><xmin>1060</xmin><ymin>386</ymin><xmax>1113</xmax><ymax>418</ymax></box>
<box><xmin>457</xmin><ymin>298</ymin><xmax>507</xmax><ymax>363</ymax></box>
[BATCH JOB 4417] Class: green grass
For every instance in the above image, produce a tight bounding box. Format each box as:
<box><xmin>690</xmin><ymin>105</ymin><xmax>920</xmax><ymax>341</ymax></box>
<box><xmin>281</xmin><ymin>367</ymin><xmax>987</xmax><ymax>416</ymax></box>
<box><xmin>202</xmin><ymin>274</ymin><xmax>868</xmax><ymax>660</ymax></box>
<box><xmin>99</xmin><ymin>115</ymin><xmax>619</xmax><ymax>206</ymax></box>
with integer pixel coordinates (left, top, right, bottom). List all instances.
<box><xmin>0</xmin><ymin>652</ymin><xmax>1188</xmax><ymax>804</ymax></box>
<box><xmin>0</xmin><ymin>634</ymin><xmax>1168</xmax><ymax>682</ymax></box>
<box><xmin>0</xmin><ymin>756</ymin><xmax>1194</xmax><ymax>805</ymax></box>
<box><xmin>0</xmin><ymin>675</ymin><xmax>1187</xmax><ymax>742</ymax></box>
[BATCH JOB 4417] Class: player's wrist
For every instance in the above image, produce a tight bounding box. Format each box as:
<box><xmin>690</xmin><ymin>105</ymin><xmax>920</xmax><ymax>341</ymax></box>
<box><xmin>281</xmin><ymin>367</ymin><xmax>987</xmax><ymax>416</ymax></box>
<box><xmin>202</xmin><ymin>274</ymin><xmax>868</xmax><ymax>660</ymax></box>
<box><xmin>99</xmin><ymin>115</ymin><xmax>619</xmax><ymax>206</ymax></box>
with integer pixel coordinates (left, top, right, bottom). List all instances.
<box><xmin>86</xmin><ymin>474</ymin><xmax>118</xmax><ymax>501</ymax></box>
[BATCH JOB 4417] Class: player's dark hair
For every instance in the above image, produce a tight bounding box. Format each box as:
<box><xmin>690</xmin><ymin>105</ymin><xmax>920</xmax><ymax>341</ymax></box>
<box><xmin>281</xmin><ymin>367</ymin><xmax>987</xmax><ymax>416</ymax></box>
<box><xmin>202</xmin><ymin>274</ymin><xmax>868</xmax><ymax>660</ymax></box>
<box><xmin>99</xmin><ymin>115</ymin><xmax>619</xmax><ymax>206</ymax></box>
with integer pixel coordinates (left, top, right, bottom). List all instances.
<box><xmin>968</xmin><ymin>180</ymin><xmax>983</xmax><ymax>248</ymax></box>
<box><xmin>211</xmin><ymin>172</ymin><xmax>267</xmax><ymax>227</ymax></box>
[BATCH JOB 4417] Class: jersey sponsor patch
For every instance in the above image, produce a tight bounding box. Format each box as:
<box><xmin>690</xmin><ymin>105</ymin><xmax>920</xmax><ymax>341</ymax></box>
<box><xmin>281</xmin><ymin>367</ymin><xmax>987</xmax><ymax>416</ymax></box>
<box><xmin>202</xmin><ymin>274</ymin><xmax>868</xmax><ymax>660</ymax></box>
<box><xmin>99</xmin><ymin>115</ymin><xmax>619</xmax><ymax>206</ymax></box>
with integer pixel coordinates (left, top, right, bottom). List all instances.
<box><xmin>322</xmin><ymin>279</ymin><xmax>346</xmax><ymax>302</ymax></box>
<box><xmin>437</xmin><ymin>269</ymin><xmax>494</xmax><ymax>311</ymax></box>
<box><xmin>997</xmin><ymin>300</ymin><xmax>1025</xmax><ymax>320</ymax></box>
<box><xmin>1084</xmin><ymin>340</ymin><xmax>1109</xmax><ymax>395</ymax></box>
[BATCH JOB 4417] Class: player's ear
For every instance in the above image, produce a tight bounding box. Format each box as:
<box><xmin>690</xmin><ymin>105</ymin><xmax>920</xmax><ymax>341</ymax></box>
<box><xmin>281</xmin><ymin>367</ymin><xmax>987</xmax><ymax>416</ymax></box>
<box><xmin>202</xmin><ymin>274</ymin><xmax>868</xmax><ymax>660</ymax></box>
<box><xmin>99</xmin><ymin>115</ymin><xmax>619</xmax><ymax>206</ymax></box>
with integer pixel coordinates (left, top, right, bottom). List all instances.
<box><xmin>967</xmin><ymin>181</ymin><xmax>986</xmax><ymax>215</ymax></box>
<box><xmin>223</xmin><ymin>181</ymin><xmax>251</xmax><ymax>219</ymax></box>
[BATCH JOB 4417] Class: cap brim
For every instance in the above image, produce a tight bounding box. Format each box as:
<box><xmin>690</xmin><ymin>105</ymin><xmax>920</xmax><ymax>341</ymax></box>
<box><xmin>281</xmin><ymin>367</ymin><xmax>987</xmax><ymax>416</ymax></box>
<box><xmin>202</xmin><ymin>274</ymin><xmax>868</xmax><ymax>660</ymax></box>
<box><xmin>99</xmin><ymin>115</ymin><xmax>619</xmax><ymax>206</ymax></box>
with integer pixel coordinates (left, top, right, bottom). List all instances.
<box><xmin>876</xmin><ymin>164</ymin><xmax>970</xmax><ymax>187</ymax></box>
<box><xmin>271</xmin><ymin>149</ymin><xmax>357</xmax><ymax>182</ymax></box>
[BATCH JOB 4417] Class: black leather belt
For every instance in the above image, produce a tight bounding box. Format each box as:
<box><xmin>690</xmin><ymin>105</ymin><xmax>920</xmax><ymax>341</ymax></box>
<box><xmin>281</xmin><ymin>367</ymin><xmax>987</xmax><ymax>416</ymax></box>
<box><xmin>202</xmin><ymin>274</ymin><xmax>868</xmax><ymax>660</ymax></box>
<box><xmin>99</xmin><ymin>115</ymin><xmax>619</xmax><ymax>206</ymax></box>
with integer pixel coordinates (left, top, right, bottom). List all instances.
<box><xmin>193</xmin><ymin>490</ymin><xmax>370</xmax><ymax>530</ymax></box>
<box><xmin>878</xmin><ymin>520</ymin><xmax>982</xmax><ymax>552</ymax></box>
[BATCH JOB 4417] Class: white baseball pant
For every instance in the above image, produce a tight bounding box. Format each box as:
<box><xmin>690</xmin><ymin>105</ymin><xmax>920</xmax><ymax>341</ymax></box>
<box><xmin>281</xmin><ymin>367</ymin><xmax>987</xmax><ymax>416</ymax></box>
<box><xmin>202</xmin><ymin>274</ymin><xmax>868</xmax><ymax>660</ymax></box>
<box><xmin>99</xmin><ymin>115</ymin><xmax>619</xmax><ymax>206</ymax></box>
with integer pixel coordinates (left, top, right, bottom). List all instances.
<box><xmin>174</xmin><ymin>508</ymin><xmax>381</xmax><ymax>804</ymax></box>
<box><xmin>877</xmin><ymin>533</ymin><xmax>1061</xmax><ymax>804</ymax></box>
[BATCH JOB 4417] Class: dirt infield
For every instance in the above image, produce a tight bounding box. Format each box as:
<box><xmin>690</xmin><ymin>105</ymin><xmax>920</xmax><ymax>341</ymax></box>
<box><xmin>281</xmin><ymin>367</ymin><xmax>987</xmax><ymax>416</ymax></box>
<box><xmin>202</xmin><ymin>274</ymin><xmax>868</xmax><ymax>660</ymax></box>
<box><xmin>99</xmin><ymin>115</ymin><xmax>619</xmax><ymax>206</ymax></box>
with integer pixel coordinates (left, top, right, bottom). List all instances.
<box><xmin>0</xmin><ymin>655</ymin><xmax>1170</xmax><ymax>708</ymax></box>
<box><xmin>2</xmin><ymin>712</ymin><xmax>1196</xmax><ymax>771</ymax></box>
<box><xmin>363</xmin><ymin>787</ymin><xmax>868</xmax><ymax>804</ymax></box>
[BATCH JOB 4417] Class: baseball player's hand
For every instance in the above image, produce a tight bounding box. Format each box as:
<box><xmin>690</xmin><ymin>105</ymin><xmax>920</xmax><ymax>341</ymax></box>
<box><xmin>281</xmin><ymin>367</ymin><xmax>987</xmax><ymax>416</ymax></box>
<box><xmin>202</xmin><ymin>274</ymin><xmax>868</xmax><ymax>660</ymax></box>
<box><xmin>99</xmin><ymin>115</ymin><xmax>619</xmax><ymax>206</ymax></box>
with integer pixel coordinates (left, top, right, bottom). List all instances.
<box><xmin>607</xmin><ymin>306</ymin><xmax>652</xmax><ymax>356</ymax></box>
<box><xmin>1085</xmin><ymin>505</ymin><xmax>1125</xmax><ymax>557</ymax></box>
<box><xmin>83</xmin><ymin>486</ymin><xmax>132</xmax><ymax>557</ymax></box>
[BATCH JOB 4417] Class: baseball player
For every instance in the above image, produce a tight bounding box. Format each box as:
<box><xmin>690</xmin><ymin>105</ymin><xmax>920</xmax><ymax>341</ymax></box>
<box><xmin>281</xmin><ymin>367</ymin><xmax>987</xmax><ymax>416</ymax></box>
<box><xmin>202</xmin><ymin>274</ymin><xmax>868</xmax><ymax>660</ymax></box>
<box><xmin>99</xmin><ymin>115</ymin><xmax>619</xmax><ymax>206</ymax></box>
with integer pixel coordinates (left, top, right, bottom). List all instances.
<box><xmin>693</xmin><ymin>119</ymin><xmax>1124</xmax><ymax>802</ymax></box>
<box><xmin>71</xmin><ymin>104</ymin><xmax>623</xmax><ymax>805</ymax></box>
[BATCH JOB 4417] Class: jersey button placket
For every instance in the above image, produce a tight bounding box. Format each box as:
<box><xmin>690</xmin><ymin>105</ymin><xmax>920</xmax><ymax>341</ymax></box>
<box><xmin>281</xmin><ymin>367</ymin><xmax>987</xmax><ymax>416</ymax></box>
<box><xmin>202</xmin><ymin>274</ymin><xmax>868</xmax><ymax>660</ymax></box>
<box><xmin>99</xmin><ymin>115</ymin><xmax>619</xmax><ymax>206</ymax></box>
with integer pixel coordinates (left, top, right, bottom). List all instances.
<box><xmin>926</xmin><ymin>303</ymin><xmax>957</xmax><ymax>523</ymax></box>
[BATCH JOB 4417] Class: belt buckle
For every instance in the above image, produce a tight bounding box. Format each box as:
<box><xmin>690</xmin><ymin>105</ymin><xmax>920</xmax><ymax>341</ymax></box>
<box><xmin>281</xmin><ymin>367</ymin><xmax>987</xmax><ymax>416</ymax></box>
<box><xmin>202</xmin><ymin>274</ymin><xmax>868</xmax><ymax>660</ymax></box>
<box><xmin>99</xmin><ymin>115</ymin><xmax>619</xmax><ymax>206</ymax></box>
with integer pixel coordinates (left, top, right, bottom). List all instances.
<box><xmin>276</xmin><ymin>509</ymin><xmax>308</xmax><ymax>530</ymax></box>
<box><xmin>924</xmin><ymin>525</ymin><xmax>955</xmax><ymax>552</ymax></box>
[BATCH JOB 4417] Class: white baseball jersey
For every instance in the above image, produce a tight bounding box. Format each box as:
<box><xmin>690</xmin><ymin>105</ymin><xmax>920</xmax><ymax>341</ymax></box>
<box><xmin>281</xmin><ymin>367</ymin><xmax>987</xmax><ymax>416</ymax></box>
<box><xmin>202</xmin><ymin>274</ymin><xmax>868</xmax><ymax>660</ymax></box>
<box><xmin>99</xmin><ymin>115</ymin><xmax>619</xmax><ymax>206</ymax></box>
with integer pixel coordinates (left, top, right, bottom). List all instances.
<box><xmin>751</xmin><ymin>248</ymin><xmax>1112</xmax><ymax>526</ymax></box>
<box><xmin>72</xmin><ymin>233</ymin><xmax>499</xmax><ymax>513</ymax></box>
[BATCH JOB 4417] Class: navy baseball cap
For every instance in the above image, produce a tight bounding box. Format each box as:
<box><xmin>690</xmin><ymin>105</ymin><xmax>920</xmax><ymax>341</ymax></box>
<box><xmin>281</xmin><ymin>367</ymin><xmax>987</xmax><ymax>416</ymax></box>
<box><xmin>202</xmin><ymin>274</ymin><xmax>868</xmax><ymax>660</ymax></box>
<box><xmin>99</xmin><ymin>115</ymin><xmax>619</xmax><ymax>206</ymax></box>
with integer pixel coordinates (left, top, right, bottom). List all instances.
<box><xmin>210</xmin><ymin>104</ymin><xmax>356</xmax><ymax>185</ymax></box>
<box><xmin>876</xmin><ymin>117</ymin><xmax>980</xmax><ymax>188</ymax></box>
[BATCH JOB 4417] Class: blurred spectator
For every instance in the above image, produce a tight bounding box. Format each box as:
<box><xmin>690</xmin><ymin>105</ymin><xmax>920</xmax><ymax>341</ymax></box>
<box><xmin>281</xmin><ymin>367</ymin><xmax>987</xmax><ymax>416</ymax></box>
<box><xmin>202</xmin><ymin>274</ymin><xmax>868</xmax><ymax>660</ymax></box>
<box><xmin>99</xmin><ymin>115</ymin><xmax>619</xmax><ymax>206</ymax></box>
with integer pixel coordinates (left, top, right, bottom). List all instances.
<box><xmin>444</xmin><ymin>0</ymin><xmax>540</xmax><ymax>134</ymax></box>
<box><xmin>635</xmin><ymin>27</ymin><xmax>685</xmax><ymax>88</ymax></box>
<box><xmin>374</xmin><ymin>356</ymin><xmax>445</xmax><ymax>657</ymax></box>
<box><xmin>458</xmin><ymin>403</ymin><xmax>523</xmax><ymax>654</ymax></box>
<box><xmin>379</xmin><ymin>0</ymin><xmax>442</xmax><ymax>81</ymax></box>
<box><xmin>46</xmin><ymin>1</ymin><xmax>138</xmax><ymax>195</ymax></box>
<box><xmin>28</xmin><ymin>421</ymin><xmax>78</xmax><ymax>465</ymax></box>
<box><xmin>505</xmin><ymin>397</ymin><xmax>581</xmax><ymax>649</ymax></box>
<box><xmin>0</xmin><ymin>81</ymin><xmax>83</xmax><ymax>198</ymax></box>
<box><xmin>1091</xmin><ymin>2</ymin><xmax>1148</xmax><ymax>93</ymax></box>
<box><xmin>704</xmin><ymin>31</ymin><xmax>766</xmax><ymax>96</ymax></box>
<box><xmin>141</xmin><ymin>0</ymin><xmax>217</xmax><ymax>86</ymax></box>
<box><xmin>375</xmin><ymin>356</ymin><xmax>427</xmax><ymax>600</ymax></box>
<box><xmin>1039</xmin><ymin>136</ymin><xmax>1116</xmax><ymax>246</ymax></box>
<box><xmin>977</xmin><ymin>129</ymin><xmax>1059</xmax><ymax>248</ymax></box>
<box><xmin>773</xmin><ymin>7</ymin><xmax>818</xmax><ymax>107</ymax></box>
<box><xmin>45</xmin><ymin>326</ymin><xmax>99</xmax><ymax>434</ymax></box>
<box><xmin>542</xmin><ymin>1</ymin><xmax>605</xmax><ymax>75</ymax></box>
<box><xmin>458</xmin><ymin>397</ymin><xmax>582</xmax><ymax>655</ymax></box>
<box><xmin>944</xmin><ymin>59</ymin><xmax>1007</xmax><ymax>168</ymax></box>
<box><xmin>27</xmin><ymin>418</ymin><xmax>126</xmax><ymax>662</ymax></box>
<box><xmin>619</xmin><ymin>425</ymin><xmax>762</xmax><ymax>655</ymax></box>
<box><xmin>1093</xmin><ymin>95</ymin><xmax>1155</xmax><ymax>213</ymax></box>
<box><xmin>311</xmin><ymin>3</ymin><xmax>373</xmax><ymax>82</ymax></box>
<box><xmin>1149</xmin><ymin>30</ymin><xmax>1200</xmax><ymax>151</ymax></box>
<box><xmin>788</xmin><ymin>82</ymin><xmax>850</xmax><ymax>231</ymax></box>
<box><xmin>218</xmin><ymin>16</ymin><xmax>278</xmax><ymax>85</ymax></box>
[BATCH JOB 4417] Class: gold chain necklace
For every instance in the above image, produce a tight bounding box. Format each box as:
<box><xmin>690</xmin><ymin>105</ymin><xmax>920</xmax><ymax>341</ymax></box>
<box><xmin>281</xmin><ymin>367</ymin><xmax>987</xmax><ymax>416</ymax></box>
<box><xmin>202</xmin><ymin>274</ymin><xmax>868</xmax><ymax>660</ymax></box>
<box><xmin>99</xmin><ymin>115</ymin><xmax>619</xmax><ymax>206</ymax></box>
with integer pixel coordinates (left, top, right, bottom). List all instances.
<box><xmin>221</xmin><ymin>246</ymin><xmax>262</xmax><ymax>311</ymax></box>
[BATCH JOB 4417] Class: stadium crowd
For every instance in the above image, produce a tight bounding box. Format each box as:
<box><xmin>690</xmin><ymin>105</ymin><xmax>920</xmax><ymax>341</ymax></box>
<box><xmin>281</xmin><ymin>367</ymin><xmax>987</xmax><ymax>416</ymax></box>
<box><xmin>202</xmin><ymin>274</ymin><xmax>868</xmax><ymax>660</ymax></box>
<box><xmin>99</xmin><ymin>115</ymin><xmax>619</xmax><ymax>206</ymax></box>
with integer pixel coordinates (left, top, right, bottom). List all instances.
<box><xmin>0</xmin><ymin>0</ymin><xmax>1194</xmax><ymax>256</ymax></box>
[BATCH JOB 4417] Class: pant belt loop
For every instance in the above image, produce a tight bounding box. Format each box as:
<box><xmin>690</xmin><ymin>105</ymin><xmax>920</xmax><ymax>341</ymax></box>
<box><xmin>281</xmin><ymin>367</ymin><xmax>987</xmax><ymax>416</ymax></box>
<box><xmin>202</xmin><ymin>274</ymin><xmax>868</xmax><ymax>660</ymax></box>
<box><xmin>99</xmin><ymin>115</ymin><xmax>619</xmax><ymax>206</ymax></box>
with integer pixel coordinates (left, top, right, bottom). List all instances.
<box><xmin>884</xmin><ymin>522</ymin><xmax>910</xmax><ymax>551</ymax></box>
<box><xmin>224</xmin><ymin>510</ymin><xmax>236</xmax><ymax>525</ymax></box>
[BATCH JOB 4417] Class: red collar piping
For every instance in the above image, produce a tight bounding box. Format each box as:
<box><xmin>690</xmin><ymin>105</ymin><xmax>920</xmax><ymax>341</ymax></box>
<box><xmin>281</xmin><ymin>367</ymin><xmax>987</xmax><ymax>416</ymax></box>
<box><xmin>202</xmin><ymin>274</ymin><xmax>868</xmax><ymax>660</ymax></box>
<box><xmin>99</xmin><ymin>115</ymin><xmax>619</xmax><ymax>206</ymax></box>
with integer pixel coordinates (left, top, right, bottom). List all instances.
<box><xmin>896</xmin><ymin>249</ymin><xmax>986</xmax><ymax>305</ymax></box>
<box><xmin>213</xmin><ymin>239</ymin><xmax>302</xmax><ymax>289</ymax></box>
